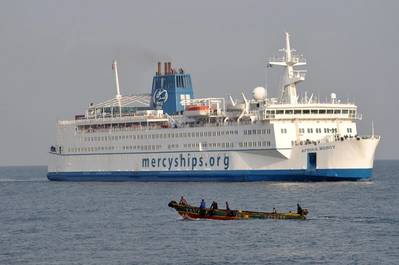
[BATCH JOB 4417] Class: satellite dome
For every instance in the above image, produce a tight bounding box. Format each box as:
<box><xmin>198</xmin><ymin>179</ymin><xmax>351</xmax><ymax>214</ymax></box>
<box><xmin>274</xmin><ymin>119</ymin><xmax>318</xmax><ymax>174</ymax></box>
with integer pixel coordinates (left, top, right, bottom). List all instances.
<box><xmin>252</xmin><ymin>86</ymin><xmax>267</xmax><ymax>101</ymax></box>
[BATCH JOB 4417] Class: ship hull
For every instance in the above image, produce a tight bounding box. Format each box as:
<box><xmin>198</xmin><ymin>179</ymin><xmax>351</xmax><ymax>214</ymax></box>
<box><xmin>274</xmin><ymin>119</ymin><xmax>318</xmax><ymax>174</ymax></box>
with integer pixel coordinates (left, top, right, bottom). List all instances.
<box><xmin>48</xmin><ymin>136</ymin><xmax>379</xmax><ymax>182</ymax></box>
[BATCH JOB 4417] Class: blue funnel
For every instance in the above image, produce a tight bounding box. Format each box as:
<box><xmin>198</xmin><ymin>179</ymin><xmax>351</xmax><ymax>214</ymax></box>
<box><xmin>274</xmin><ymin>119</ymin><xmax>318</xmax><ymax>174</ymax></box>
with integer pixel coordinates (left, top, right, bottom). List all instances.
<box><xmin>151</xmin><ymin>62</ymin><xmax>194</xmax><ymax>115</ymax></box>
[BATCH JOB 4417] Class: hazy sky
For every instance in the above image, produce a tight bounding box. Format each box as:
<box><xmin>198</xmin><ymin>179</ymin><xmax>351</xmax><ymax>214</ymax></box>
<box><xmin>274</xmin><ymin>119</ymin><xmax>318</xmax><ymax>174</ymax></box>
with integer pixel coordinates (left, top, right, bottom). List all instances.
<box><xmin>0</xmin><ymin>0</ymin><xmax>398</xmax><ymax>165</ymax></box>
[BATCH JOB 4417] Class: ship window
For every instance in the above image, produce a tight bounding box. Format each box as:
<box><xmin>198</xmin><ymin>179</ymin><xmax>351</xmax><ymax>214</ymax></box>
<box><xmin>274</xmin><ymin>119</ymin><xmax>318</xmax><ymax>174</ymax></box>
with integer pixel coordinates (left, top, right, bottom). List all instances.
<box><xmin>276</xmin><ymin>110</ymin><xmax>284</xmax><ymax>114</ymax></box>
<box><xmin>247</xmin><ymin>130</ymin><xmax>251</xmax><ymax>135</ymax></box>
<box><xmin>319</xmin><ymin>109</ymin><xmax>326</xmax><ymax>114</ymax></box>
<box><xmin>303</xmin><ymin>110</ymin><xmax>310</xmax><ymax>114</ymax></box>
<box><xmin>311</xmin><ymin>109</ymin><xmax>318</xmax><ymax>114</ymax></box>
<box><xmin>285</xmin><ymin>110</ymin><xmax>293</xmax><ymax>114</ymax></box>
<box><xmin>294</xmin><ymin>110</ymin><xmax>302</xmax><ymax>114</ymax></box>
<box><xmin>334</xmin><ymin>109</ymin><xmax>341</xmax><ymax>114</ymax></box>
<box><xmin>327</xmin><ymin>109</ymin><xmax>333</xmax><ymax>114</ymax></box>
<box><xmin>342</xmin><ymin>109</ymin><xmax>349</xmax><ymax>114</ymax></box>
<box><xmin>253</xmin><ymin>130</ymin><xmax>256</xmax><ymax>134</ymax></box>
<box><xmin>244</xmin><ymin>130</ymin><xmax>247</xmax><ymax>135</ymax></box>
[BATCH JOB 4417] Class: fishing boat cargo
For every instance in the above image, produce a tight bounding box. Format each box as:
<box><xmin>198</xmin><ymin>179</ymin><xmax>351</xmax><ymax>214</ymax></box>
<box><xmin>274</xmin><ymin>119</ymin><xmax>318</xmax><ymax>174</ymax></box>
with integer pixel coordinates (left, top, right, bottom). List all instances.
<box><xmin>47</xmin><ymin>33</ymin><xmax>380</xmax><ymax>181</ymax></box>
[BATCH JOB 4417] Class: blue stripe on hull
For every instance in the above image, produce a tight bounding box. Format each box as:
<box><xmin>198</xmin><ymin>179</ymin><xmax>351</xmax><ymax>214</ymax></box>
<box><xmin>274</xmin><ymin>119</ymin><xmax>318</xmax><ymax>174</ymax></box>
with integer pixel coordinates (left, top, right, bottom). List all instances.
<box><xmin>47</xmin><ymin>168</ymin><xmax>372</xmax><ymax>182</ymax></box>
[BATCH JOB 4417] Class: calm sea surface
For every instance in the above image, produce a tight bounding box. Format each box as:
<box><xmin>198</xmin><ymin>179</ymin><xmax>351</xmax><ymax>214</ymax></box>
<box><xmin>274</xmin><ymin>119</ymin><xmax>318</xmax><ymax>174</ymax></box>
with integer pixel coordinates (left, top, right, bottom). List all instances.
<box><xmin>0</xmin><ymin>161</ymin><xmax>398</xmax><ymax>265</ymax></box>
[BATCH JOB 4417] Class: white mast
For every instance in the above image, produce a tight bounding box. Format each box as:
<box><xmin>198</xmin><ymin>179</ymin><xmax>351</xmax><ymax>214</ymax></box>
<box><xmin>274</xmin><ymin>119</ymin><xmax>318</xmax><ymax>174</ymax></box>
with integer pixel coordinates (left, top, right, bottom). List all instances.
<box><xmin>269</xmin><ymin>32</ymin><xmax>306</xmax><ymax>104</ymax></box>
<box><xmin>112</xmin><ymin>60</ymin><xmax>122</xmax><ymax>117</ymax></box>
<box><xmin>371</xmin><ymin>120</ymin><xmax>375</xmax><ymax>137</ymax></box>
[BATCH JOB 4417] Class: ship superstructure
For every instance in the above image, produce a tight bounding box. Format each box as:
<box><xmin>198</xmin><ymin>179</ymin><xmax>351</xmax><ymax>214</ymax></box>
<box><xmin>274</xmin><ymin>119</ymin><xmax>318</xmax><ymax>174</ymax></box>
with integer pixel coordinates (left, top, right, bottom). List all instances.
<box><xmin>48</xmin><ymin>33</ymin><xmax>380</xmax><ymax>181</ymax></box>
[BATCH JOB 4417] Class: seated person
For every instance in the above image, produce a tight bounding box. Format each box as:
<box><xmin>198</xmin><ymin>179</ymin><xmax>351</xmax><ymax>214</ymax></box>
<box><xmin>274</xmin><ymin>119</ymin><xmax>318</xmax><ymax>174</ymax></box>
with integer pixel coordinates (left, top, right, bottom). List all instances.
<box><xmin>179</xmin><ymin>196</ymin><xmax>188</xmax><ymax>206</ymax></box>
<box><xmin>297</xmin><ymin>203</ymin><xmax>303</xmax><ymax>215</ymax></box>
<box><xmin>210</xmin><ymin>201</ymin><xmax>218</xmax><ymax>210</ymax></box>
<box><xmin>199</xmin><ymin>199</ymin><xmax>206</xmax><ymax>209</ymax></box>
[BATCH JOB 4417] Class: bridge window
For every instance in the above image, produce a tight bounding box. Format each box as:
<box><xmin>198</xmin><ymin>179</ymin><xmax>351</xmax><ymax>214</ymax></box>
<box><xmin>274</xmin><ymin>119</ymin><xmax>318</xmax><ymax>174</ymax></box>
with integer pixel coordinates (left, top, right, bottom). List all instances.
<box><xmin>334</xmin><ymin>110</ymin><xmax>341</xmax><ymax>114</ymax></box>
<box><xmin>285</xmin><ymin>110</ymin><xmax>293</xmax><ymax>114</ymax></box>
<box><xmin>327</xmin><ymin>109</ymin><xmax>333</xmax><ymax>114</ymax></box>
<box><xmin>303</xmin><ymin>110</ymin><xmax>310</xmax><ymax>114</ymax></box>
<box><xmin>294</xmin><ymin>110</ymin><xmax>302</xmax><ymax>114</ymax></box>
<box><xmin>276</xmin><ymin>110</ymin><xmax>284</xmax><ymax>114</ymax></box>
<box><xmin>319</xmin><ymin>109</ymin><xmax>326</xmax><ymax>114</ymax></box>
<box><xmin>342</xmin><ymin>109</ymin><xmax>349</xmax><ymax>114</ymax></box>
<box><xmin>311</xmin><ymin>109</ymin><xmax>318</xmax><ymax>114</ymax></box>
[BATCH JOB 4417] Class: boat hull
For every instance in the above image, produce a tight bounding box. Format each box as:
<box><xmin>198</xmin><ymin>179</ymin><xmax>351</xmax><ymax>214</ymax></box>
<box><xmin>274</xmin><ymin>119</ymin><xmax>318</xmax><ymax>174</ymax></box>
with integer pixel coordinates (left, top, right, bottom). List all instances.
<box><xmin>48</xmin><ymin>135</ymin><xmax>379</xmax><ymax>182</ymax></box>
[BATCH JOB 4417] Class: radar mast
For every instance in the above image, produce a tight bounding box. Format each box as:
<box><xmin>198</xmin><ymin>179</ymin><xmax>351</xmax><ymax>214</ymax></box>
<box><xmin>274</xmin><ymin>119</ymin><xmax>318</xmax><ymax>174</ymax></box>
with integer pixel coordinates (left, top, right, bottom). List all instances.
<box><xmin>269</xmin><ymin>32</ymin><xmax>306</xmax><ymax>104</ymax></box>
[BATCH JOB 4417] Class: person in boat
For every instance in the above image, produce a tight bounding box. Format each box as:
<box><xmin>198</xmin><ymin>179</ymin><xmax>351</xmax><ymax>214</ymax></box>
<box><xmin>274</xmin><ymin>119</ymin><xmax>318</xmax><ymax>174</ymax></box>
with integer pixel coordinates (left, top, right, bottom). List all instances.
<box><xmin>199</xmin><ymin>199</ymin><xmax>206</xmax><ymax>209</ymax></box>
<box><xmin>225</xmin><ymin>201</ymin><xmax>230</xmax><ymax>211</ymax></box>
<box><xmin>210</xmin><ymin>201</ymin><xmax>218</xmax><ymax>210</ymax></box>
<box><xmin>179</xmin><ymin>196</ymin><xmax>188</xmax><ymax>206</ymax></box>
<box><xmin>297</xmin><ymin>203</ymin><xmax>303</xmax><ymax>215</ymax></box>
<box><xmin>273</xmin><ymin>208</ymin><xmax>277</xmax><ymax>214</ymax></box>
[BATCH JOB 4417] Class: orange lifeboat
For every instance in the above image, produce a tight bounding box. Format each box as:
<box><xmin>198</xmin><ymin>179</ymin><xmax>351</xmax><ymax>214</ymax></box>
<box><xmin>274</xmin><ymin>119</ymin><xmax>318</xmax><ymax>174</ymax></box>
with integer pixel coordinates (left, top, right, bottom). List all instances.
<box><xmin>184</xmin><ymin>105</ymin><xmax>210</xmax><ymax>117</ymax></box>
<box><xmin>186</xmin><ymin>105</ymin><xmax>209</xmax><ymax>111</ymax></box>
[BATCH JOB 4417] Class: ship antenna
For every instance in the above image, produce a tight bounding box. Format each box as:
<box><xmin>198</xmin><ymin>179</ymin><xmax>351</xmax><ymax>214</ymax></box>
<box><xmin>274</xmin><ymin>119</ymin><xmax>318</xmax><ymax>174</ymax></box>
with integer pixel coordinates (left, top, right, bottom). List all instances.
<box><xmin>268</xmin><ymin>32</ymin><xmax>307</xmax><ymax>104</ymax></box>
<box><xmin>371</xmin><ymin>120</ymin><xmax>375</xmax><ymax>137</ymax></box>
<box><xmin>112</xmin><ymin>60</ymin><xmax>122</xmax><ymax>99</ymax></box>
<box><xmin>112</xmin><ymin>60</ymin><xmax>122</xmax><ymax>117</ymax></box>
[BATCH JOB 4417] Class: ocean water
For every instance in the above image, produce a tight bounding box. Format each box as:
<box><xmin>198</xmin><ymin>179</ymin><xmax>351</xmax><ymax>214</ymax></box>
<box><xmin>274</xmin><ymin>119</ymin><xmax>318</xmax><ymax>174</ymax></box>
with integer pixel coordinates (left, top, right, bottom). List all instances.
<box><xmin>0</xmin><ymin>161</ymin><xmax>398</xmax><ymax>265</ymax></box>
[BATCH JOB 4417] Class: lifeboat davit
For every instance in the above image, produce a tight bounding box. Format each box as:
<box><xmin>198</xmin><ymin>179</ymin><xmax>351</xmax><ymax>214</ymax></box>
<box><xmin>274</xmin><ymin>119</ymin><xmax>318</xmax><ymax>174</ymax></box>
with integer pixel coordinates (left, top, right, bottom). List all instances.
<box><xmin>184</xmin><ymin>105</ymin><xmax>210</xmax><ymax>117</ymax></box>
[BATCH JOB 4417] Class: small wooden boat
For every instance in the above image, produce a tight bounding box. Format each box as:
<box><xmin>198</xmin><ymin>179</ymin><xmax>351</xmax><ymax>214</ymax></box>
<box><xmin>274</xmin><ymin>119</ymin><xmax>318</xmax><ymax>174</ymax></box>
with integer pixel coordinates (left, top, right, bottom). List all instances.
<box><xmin>168</xmin><ymin>201</ymin><xmax>309</xmax><ymax>220</ymax></box>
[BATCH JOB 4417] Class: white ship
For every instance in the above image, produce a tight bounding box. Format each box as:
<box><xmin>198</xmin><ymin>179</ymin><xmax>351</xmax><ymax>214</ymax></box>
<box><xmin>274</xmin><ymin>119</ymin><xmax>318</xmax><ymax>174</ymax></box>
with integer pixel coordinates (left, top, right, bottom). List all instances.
<box><xmin>47</xmin><ymin>33</ymin><xmax>380</xmax><ymax>181</ymax></box>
